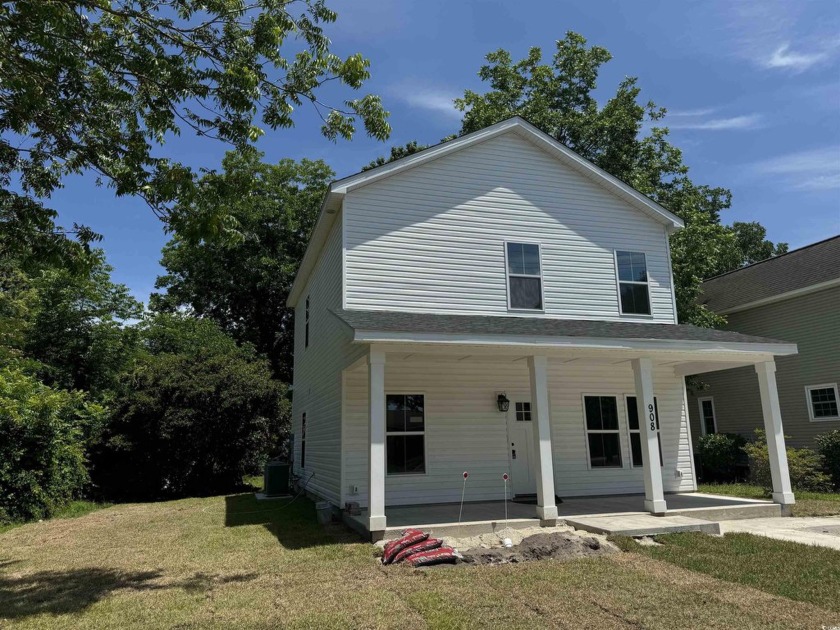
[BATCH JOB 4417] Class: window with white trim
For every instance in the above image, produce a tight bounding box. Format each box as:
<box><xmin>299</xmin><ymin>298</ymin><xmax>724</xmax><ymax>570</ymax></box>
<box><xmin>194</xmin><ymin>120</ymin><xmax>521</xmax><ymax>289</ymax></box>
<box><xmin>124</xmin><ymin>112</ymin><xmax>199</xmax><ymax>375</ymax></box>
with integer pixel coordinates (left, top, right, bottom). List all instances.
<box><xmin>300</xmin><ymin>412</ymin><xmax>306</xmax><ymax>469</ymax></box>
<box><xmin>515</xmin><ymin>401</ymin><xmax>532</xmax><ymax>421</ymax></box>
<box><xmin>304</xmin><ymin>295</ymin><xmax>310</xmax><ymax>348</ymax></box>
<box><xmin>626</xmin><ymin>396</ymin><xmax>663</xmax><ymax>467</ymax></box>
<box><xmin>697</xmin><ymin>397</ymin><xmax>717</xmax><ymax>435</ymax></box>
<box><xmin>386</xmin><ymin>394</ymin><xmax>425</xmax><ymax>474</ymax></box>
<box><xmin>506</xmin><ymin>242</ymin><xmax>543</xmax><ymax>310</ymax></box>
<box><xmin>615</xmin><ymin>251</ymin><xmax>651</xmax><ymax>315</ymax></box>
<box><xmin>583</xmin><ymin>396</ymin><xmax>622</xmax><ymax>468</ymax></box>
<box><xmin>806</xmin><ymin>384</ymin><xmax>839</xmax><ymax>421</ymax></box>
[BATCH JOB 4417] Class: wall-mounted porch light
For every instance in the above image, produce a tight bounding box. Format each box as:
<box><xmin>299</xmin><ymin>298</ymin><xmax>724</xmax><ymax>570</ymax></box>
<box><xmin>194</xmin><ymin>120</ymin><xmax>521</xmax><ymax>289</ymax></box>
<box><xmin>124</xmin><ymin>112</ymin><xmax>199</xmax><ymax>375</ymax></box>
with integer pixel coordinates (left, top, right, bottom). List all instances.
<box><xmin>497</xmin><ymin>392</ymin><xmax>510</xmax><ymax>413</ymax></box>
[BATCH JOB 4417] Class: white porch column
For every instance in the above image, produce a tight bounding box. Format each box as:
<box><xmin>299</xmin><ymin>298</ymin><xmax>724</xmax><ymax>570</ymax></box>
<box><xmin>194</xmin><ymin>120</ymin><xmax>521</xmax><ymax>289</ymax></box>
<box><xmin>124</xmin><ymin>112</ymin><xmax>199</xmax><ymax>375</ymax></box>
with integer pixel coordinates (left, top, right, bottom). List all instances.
<box><xmin>755</xmin><ymin>361</ymin><xmax>795</xmax><ymax>507</ymax></box>
<box><xmin>527</xmin><ymin>355</ymin><xmax>558</xmax><ymax>522</ymax></box>
<box><xmin>368</xmin><ymin>348</ymin><xmax>387</xmax><ymax>533</ymax></box>
<box><xmin>631</xmin><ymin>358</ymin><xmax>667</xmax><ymax>514</ymax></box>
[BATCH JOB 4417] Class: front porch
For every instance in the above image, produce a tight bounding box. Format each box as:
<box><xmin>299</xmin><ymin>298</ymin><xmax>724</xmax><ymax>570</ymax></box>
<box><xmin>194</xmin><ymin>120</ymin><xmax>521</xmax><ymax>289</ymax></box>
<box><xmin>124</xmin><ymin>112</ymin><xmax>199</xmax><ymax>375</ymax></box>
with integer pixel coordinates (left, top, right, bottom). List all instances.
<box><xmin>344</xmin><ymin>492</ymin><xmax>779</xmax><ymax>540</ymax></box>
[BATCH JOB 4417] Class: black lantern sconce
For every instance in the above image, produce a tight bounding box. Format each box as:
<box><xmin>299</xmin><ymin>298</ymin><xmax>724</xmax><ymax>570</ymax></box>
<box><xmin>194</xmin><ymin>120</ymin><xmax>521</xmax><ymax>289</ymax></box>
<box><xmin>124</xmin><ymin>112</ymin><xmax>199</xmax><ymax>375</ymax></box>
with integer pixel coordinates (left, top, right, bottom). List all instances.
<box><xmin>497</xmin><ymin>392</ymin><xmax>510</xmax><ymax>413</ymax></box>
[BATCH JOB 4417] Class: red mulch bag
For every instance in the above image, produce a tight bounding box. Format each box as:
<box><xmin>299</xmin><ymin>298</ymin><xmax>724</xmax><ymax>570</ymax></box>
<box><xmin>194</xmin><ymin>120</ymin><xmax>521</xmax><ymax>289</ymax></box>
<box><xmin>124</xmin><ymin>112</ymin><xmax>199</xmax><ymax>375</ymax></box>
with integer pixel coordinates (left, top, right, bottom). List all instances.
<box><xmin>393</xmin><ymin>538</ymin><xmax>443</xmax><ymax>564</ymax></box>
<box><xmin>406</xmin><ymin>547</ymin><xmax>458</xmax><ymax>567</ymax></box>
<box><xmin>382</xmin><ymin>529</ymin><xmax>428</xmax><ymax>564</ymax></box>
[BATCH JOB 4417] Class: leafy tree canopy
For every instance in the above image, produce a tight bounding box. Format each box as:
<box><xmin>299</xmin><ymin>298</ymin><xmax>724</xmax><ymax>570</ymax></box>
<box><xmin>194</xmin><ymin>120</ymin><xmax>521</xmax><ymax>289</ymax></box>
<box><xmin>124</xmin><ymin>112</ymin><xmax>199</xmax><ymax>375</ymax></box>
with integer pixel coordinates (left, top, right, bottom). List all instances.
<box><xmin>1</xmin><ymin>0</ymin><xmax>390</xmax><ymax>235</ymax></box>
<box><xmin>152</xmin><ymin>147</ymin><xmax>332</xmax><ymax>381</ymax></box>
<box><xmin>367</xmin><ymin>32</ymin><xmax>787</xmax><ymax>325</ymax></box>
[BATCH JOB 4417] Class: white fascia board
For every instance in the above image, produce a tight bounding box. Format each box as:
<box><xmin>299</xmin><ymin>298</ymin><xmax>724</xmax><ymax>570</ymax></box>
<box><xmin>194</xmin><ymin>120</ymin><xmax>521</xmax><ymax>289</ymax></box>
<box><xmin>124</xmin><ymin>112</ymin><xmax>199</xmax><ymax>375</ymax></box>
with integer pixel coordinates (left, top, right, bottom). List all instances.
<box><xmin>286</xmin><ymin>193</ymin><xmax>341</xmax><ymax>308</ymax></box>
<box><xmin>351</xmin><ymin>329</ymin><xmax>798</xmax><ymax>356</ymax></box>
<box><xmin>716</xmin><ymin>277</ymin><xmax>840</xmax><ymax>315</ymax></box>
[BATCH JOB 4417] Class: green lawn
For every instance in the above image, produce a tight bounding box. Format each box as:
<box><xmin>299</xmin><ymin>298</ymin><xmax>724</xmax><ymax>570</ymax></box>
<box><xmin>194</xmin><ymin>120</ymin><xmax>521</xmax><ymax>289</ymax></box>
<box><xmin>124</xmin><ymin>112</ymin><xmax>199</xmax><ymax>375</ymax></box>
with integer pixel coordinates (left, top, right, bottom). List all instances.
<box><xmin>0</xmin><ymin>501</ymin><xmax>108</xmax><ymax>535</ymax></box>
<box><xmin>1</xmin><ymin>493</ymin><xmax>838</xmax><ymax>629</ymax></box>
<box><xmin>699</xmin><ymin>482</ymin><xmax>840</xmax><ymax>516</ymax></box>
<box><xmin>613</xmin><ymin>532</ymin><xmax>840</xmax><ymax>613</ymax></box>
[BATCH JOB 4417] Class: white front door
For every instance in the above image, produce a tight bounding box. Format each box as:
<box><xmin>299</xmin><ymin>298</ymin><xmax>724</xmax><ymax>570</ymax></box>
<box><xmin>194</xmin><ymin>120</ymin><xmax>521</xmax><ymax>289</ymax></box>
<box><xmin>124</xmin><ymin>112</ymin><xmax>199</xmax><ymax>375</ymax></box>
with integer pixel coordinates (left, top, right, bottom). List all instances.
<box><xmin>507</xmin><ymin>400</ymin><xmax>536</xmax><ymax>496</ymax></box>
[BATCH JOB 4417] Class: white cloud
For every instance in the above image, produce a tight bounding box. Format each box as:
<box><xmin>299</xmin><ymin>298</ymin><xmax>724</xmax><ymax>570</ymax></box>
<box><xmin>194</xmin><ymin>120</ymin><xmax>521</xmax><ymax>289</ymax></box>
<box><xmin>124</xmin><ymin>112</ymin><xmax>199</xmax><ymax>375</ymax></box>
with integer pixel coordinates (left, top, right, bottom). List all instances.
<box><xmin>751</xmin><ymin>147</ymin><xmax>840</xmax><ymax>190</ymax></box>
<box><xmin>763</xmin><ymin>42</ymin><xmax>834</xmax><ymax>72</ymax></box>
<box><xmin>667</xmin><ymin>107</ymin><xmax>719</xmax><ymax>118</ymax></box>
<box><xmin>668</xmin><ymin>114</ymin><xmax>764</xmax><ymax>131</ymax></box>
<box><xmin>388</xmin><ymin>81</ymin><xmax>462</xmax><ymax>119</ymax></box>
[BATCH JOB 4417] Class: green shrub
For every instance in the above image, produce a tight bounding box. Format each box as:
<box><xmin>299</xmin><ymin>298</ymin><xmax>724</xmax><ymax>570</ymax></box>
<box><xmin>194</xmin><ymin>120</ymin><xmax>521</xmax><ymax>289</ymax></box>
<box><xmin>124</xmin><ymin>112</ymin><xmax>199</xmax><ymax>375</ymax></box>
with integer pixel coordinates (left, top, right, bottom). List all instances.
<box><xmin>695</xmin><ymin>433</ymin><xmax>745</xmax><ymax>482</ymax></box>
<box><xmin>93</xmin><ymin>315</ymin><xmax>288</xmax><ymax>500</ymax></box>
<box><xmin>0</xmin><ymin>368</ymin><xmax>105</xmax><ymax>523</ymax></box>
<box><xmin>815</xmin><ymin>429</ymin><xmax>840</xmax><ymax>491</ymax></box>
<box><xmin>743</xmin><ymin>429</ymin><xmax>833</xmax><ymax>493</ymax></box>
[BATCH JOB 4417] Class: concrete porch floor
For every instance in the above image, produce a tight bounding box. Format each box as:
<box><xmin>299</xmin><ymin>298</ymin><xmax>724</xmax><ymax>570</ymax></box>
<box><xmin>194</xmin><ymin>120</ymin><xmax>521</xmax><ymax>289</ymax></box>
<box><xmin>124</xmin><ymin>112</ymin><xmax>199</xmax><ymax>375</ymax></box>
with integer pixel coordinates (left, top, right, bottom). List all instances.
<box><xmin>343</xmin><ymin>492</ymin><xmax>780</xmax><ymax>540</ymax></box>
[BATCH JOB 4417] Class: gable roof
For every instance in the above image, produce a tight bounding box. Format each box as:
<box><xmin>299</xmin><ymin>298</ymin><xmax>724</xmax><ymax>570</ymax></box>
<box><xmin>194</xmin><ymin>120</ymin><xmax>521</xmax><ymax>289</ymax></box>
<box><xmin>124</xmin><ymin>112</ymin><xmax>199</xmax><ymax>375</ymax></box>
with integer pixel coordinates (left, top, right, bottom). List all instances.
<box><xmin>287</xmin><ymin>117</ymin><xmax>684</xmax><ymax>307</ymax></box>
<box><xmin>700</xmin><ymin>235</ymin><xmax>840</xmax><ymax>314</ymax></box>
<box><xmin>331</xmin><ymin>309</ymin><xmax>797</xmax><ymax>354</ymax></box>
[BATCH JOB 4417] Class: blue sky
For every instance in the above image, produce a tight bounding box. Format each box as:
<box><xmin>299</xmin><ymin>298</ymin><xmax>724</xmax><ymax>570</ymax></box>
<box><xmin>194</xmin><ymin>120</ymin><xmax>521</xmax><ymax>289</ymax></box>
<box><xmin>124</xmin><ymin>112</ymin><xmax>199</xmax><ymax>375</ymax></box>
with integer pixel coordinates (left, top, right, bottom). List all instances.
<box><xmin>51</xmin><ymin>0</ymin><xmax>840</xmax><ymax>303</ymax></box>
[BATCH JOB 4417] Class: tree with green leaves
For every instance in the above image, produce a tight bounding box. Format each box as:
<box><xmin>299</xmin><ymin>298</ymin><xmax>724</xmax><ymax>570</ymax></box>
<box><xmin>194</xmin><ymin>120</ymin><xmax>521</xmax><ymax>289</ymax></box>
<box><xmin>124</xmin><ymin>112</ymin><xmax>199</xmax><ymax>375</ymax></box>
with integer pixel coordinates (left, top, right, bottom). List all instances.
<box><xmin>1</xmin><ymin>0</ymin><xmax>390</xmax><ymax>237</ymax></box>
<box><xmin>368</xmin><ymin>32</ymin><xmax>786</xmax><ymax>325</ymax></box>
<box><xmin>152</xmin><ymin>148</ymin><xmax>332</xmax><ymax>382</ymax></box>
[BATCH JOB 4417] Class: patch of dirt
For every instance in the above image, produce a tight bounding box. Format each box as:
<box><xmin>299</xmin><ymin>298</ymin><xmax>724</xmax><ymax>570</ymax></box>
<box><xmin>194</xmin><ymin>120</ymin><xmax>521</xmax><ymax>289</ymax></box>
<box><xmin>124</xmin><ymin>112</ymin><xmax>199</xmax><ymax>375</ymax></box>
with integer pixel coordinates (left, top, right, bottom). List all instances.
<box><xmin>458</xmin><ymin>531</ymin><xmax>617</xmax><ymax>565</ymax></box>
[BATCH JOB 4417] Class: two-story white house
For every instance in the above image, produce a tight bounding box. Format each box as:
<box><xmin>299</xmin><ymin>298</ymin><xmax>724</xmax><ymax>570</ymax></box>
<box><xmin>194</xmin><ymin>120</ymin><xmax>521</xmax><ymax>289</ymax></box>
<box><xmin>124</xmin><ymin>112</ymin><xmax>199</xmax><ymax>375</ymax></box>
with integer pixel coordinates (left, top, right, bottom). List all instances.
<box><xmin>286</xmin><ymin>118</ymin><xmax>798</xmax><ymax>540</ymax></box>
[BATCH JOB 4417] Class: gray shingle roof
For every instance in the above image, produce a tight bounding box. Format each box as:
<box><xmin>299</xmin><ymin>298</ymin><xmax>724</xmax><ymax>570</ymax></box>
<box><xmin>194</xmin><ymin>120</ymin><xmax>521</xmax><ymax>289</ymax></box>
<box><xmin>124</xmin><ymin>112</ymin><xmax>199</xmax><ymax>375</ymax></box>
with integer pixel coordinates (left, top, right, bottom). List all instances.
<box><xmin>332</xmin><ymin>309</ymin><xmax>792</xmax><ymax>346</ymax></box>
<box><xmin>700</xmin><ymin>235</ymin><xmax>840</xmax><ymax>313</ymax></box>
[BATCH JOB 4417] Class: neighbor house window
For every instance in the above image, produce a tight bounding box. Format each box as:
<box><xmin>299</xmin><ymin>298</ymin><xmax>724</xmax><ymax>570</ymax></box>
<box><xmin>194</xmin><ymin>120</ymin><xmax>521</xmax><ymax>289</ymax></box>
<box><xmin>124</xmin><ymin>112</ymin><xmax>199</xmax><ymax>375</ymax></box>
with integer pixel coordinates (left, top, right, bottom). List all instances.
<box><xmin>304</xmin><ymin>295</ymin><xmax>310</xmax><ymax>348</ymax></box>
<box><xmin>515</xmin><ymin>401</ymin><xmax>532</xmax><ymax>421</ymax></box>
<box><xmin>386</xmin><ymin>394</ymin><xmax>425</xmax><ymax>474</ymax></box>
<box><xmin>583</xmin><ymin>396</ymin><xmax>622</xmax><ymax>468</ymax></box>
<box><xmin>697</xmin><ymin>397</ymin><xmax>717</xmax><ymax>435</ymax></box>
<box><xmin>806</xmin><ymin>384</ymin><xmax>839</xmax><ymax>421</ymax></box>
<box><xmin>626</xmin><ymin>396</ymin><xmax>663</xmax><ymax>467</ymax></box>
<box><xmin>506</xmin><ymin>242</ymin><xmax>543</xmax><ymax>310</ymax></box>
<box><xmin>300</xmin><ymin>412</ymin><xmax>306</xmax><ymax>469</ymax></box>
<box><xmin>615</xmin><ymin>251</ymin><xmax>651</xmax><ymax>315</ymax></box>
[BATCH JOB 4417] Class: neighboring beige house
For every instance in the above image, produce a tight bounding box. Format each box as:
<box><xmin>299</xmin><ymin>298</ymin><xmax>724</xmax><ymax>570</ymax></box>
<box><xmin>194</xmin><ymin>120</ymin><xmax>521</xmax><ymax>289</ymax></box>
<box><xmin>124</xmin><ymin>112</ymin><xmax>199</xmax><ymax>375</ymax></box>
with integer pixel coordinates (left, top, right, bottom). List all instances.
<box><xmin>688</xmin><ymin>236</ymin><xmax>840</xmax><ymax>449</ymax></box>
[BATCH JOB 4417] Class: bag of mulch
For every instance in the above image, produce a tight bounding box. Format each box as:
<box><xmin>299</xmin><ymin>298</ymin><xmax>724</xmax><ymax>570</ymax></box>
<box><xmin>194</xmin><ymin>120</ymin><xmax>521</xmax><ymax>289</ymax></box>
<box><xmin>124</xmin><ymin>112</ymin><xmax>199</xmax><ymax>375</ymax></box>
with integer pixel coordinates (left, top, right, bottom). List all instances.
<box><xmin>393</xmin><ymin>537</ymin><xmax>443</xmax><ymax>564</ymax></box>
<box><xmin>405</xmin><ymin>546</ymin><xmax>458</xmax><ymax>567</ymax></box>
<box><xmin>382</xmin><ymin>529</ymin><xmax>428</xmax><ymax>564</ymax></box>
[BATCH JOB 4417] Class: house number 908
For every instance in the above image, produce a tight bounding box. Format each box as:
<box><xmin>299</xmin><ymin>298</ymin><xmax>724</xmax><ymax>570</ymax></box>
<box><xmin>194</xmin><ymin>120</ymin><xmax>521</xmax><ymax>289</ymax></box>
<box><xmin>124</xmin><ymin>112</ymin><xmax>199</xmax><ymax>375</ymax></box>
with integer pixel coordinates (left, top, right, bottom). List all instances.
<box><xmin>648</xmin><ymin>403</ymin><xmax>656</xmax><ymax>431</ymax></box>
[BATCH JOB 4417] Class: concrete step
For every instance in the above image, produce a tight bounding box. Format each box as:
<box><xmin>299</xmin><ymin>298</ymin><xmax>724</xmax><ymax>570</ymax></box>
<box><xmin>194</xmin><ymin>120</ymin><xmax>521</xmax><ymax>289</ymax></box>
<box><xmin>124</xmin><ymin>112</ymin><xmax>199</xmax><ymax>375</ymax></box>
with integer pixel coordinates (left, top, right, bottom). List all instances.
<box><xmin>564</xmin><ymin>514</ymin><xmax>721</xmax><ymax>537</ymax></box>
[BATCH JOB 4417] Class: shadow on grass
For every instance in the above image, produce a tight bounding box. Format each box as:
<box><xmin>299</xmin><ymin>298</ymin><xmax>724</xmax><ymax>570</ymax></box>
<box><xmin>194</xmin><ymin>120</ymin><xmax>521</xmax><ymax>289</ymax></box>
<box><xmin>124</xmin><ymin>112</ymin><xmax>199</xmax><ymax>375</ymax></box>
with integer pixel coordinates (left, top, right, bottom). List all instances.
<box><xmin>224</xmin><ymin>493</ymin><xmax>355</xmax><ymax>549</ymax></box>
<box><xmin>0</xmin><ymin>567</ymin><xmax>257</xmax><ymax>620</ymax></box>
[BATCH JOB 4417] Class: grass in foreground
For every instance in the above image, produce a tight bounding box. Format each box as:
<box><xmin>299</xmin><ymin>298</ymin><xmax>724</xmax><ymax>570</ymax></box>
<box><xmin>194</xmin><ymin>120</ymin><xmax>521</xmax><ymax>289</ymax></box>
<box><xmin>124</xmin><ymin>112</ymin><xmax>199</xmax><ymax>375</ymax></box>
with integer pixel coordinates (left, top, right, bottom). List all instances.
<box><xmin>0</xmin><ymin>493</ymin><xmax>837</xmax><ymax>629</ymax></box>
<box><xmin>613</xmin><ymin>531</ymin><xmax>840</xmax><ymax>613</ymax></box>
<box><xmin>698</xmin><ymin>482</ymin><xmax>840</xmax><ymax>516</ymax></box>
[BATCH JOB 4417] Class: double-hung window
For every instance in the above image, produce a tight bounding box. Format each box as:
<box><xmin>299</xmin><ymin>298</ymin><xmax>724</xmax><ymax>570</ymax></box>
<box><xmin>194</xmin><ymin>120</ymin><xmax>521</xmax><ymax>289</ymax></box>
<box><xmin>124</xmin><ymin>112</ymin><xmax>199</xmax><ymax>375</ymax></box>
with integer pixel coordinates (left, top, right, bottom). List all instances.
<box><xmin>583</xmin><ymin>396</ymin><xmax>622</xmax><ymax>468</ymax></box>
<box><xmin>806</xmin><ymin>384</ymin><xmax>839</xmax><ymax>421</ymax></box>
<box><xmin>506</xmin><ymin>242</ymin><xmax>543</xmax><ymax>310</ymax></box>
<box><xmin>697</xmin><ymin>397</ymin><xmax>717</xmax><ymax>435</ymax></box>
<box><xmin>615</xmin><ymin>251</ymin><xmax>651</xmax><ymax>315</ymax></box>
<box><xmin>626</xmin><ymin>396</ymin><xmax>663</xmax><ymax>467</ymax></box>
<box><xmin>304</xmin><ymin>296</ymin><xmax>310</xmax><ymax>348</ymax></box>
<box><xmin>386</xmin><ymin>394</ymin><xmax>426</xmax><ymax>474</ymax></box>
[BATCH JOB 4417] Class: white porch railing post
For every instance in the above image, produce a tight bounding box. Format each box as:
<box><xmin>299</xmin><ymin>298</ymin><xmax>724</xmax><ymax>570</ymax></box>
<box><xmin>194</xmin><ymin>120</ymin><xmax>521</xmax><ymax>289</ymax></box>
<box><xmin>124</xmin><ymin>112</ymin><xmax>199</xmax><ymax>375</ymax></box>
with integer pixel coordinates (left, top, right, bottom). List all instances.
<box><xmin>755</xmin><ymin>361</ymin><xmax>795</xmax><ymax>507</ymax></box>
<box><xmin>631</xmin><ymin>358</ymin><xmax>667</xmax><ymax>514</ymax></box>
<box><xmin>368</xmin><ymin>348</ymin><xmax>387</xmax><ymax>533</ymax></box>
<box><xmin>527</xmin><ymin>355</ymin><xmax>558</xmax><ymax>523</ymax></box>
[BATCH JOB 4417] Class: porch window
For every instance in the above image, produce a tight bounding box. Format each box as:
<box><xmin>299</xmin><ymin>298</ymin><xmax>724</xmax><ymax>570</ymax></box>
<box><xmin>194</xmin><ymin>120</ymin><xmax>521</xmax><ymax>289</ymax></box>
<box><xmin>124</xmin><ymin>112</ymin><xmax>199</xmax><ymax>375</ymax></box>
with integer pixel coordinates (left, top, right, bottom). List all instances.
<box><xmin>698</xmin><ymin>397</ymin><xmax>717</xmax><ymax>435</ymax></box>
<box><xmin>386</xmin><ymin>394</ymin><xmax>426</xmax><ymax>474</ymax></box>
<box><xmin>615</xmin><ymin>251</ymin><xmax>651</xmax><ymax>315</ymax></box>
<box><xmin>806</xmin><ymin>384</ymin><xmax>839</xmax><ymax>421</ymax></box>
<box><xmin>626</xmin><ymin>396</ymin><xmax>663</xmax><ymax>467</ymax></box>
<box><xmin>515</xmin><ymin>401</ymin><xmax>532</xmax><ymax>421</ymax></box>
<box><xmin>506</xmin><ymin>242</ymin><xmax>543</xmax><ymax>310</ymax></box>
<box><xmin>583</xmin><ymin>396</ymin><xmax>623</xmax><ymax>468</ymax></box>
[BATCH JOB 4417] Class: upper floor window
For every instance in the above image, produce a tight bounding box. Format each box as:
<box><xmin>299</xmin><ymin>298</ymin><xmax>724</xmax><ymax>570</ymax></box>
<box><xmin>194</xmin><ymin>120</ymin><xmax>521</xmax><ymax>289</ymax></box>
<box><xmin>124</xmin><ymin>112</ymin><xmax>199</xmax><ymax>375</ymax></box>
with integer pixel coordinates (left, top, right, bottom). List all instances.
<box><xmin>615</xmin><ymin>251</ymin><xmax>651</xmax><ymax>315</ymax></box>
<box><xmin>506</xmin><ymin>242</ymin><xmax>543</xmax><ymax>310</ymax></box>
<box><xmin>304</xmin><ymin>295</ymin><xmax>310</xmax><ymax>348</ymax></box>
<box><xmin>806</xmin><ymin>384</ymin><xmax>839</xmax><ymax>422</ymax></box>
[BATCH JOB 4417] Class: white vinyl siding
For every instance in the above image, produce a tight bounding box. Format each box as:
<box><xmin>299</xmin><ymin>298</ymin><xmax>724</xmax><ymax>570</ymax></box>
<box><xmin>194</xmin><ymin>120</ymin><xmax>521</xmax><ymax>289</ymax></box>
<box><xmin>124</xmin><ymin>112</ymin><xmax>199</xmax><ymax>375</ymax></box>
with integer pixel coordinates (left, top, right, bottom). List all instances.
<box><xmin>342</xmin><ymin>358</ymin><xmax>694</xmax><ymax>507</ymax></box>
<box><xmin>343</xmin><ymin>132</ymin><xmax>676</xmax><ymax>322</ymax></box>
